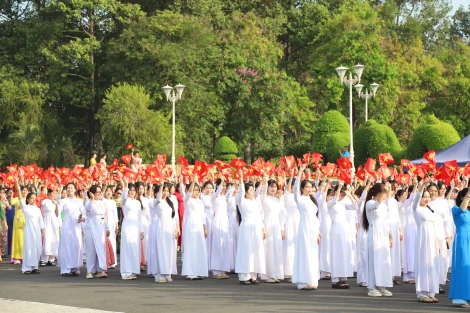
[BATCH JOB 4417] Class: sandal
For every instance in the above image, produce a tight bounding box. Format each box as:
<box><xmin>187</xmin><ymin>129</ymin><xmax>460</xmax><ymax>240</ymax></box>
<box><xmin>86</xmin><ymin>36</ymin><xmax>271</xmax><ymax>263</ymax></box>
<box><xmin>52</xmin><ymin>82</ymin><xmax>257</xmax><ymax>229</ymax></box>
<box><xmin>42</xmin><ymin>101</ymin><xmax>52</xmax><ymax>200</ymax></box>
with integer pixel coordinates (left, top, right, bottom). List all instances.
<box><xmin>301</xmin><ymin>285</ymin><xmax>317</xmax><ymax>290</ymax></box>
<box><xmin>418</xmin><ymin>296</ymin><xmax>434</xmax><ymax>303</ymax></box>
<box><xmin>407</xmin><ymin>280</ymin><xmax>415</xmax><ymax>284</ymax></box>
<box><xmin>321</xmin><ymin>275</ymin><xmax>331</xmax><ymax>280</ymax></box>
<box><xmin>249</xmin><ymin>279</ymin><xmax>259</xmax><ymax>285</ymax></box>
<box><xmin>332</xmin><ymin>281</ymin><xmax>349</xmax><ymax>289</ymax></box>
<box><xmin>430</xmin><ymin>297</ymin><xmax>439</xmax><ymax>303</ymax></box>
<box><xmin>32</xmin><ymin>269</ymin><xmax>40</xmax><ymax>274</ymax></box>
<box><xmin>393</xmin><ymin>279</ymin><xmax>401</xmax><ymax>285</ymax></box>
<box><xmin>239</xmin><ymin>280</ymin><xmax>251</xmax><ymax>285</ymax></box>
<box><xmin>23</xmin><ymin>271</ymin><xmax>32</xmax><ymax>274</ymax></box>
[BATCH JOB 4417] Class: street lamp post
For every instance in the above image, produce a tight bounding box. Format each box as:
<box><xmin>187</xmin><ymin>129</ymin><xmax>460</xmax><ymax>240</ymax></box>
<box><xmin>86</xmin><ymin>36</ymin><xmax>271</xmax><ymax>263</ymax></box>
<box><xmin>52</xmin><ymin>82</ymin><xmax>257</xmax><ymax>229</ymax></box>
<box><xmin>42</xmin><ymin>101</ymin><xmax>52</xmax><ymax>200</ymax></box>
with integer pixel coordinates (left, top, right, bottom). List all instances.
<box><xmin>335</xmin><ymin>64</ymin><xmax>365</xmax><ymax>170</ymax></box>
<box><xmin>162</xmin><ymin>84</ymin><xmax>185</xmax><ymax>173</ymax></box>
<box><xmin>354</xmin><ymin>82</ymin><xmax>379</xmax><ymax>122</ymax></box>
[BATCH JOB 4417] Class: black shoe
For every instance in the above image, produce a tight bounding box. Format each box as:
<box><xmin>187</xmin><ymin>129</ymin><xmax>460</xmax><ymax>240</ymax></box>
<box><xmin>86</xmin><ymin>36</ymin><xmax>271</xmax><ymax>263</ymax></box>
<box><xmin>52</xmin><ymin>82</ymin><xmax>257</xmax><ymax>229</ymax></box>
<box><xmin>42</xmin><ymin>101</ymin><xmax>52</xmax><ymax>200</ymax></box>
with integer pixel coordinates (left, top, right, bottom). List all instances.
<box><xmin>46</xmin><ymin>261</ymin><xmax>55</xmax><ymax>266</ymax></box>
<box><xmin>39</xmin><ymin>261</ymin><xmax>46</xmax><ymax>267</ymax></box>
<box><xmin>439</xmin><ymin>287</ymin><xmax>445</xmax><ymax>294</ymax></box>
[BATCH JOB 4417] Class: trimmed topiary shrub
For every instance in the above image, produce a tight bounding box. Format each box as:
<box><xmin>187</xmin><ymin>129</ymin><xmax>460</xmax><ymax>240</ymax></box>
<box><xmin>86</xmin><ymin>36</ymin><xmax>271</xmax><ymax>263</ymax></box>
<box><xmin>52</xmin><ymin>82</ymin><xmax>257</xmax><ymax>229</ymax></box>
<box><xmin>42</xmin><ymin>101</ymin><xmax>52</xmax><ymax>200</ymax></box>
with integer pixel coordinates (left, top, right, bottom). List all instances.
<box><xmin>406</xmin><ymin>115</ymin><xmax>460</xmax><ymax>160</ymax></box>
<box><xmin>312</xmin><ymin>110</ymin><xmax>350</xmax><ymax>162</ymax></box>
<box><xmin>353</xmin><ymin>119</ymin><xmax>404</xmax><ymax>165</ymax></box>
<box><xmin>326</xmin><ymin>132</ymin><xmax>351</xmax><ymax>162</ymax></box>
<box><xmin>214</xmin><ymin>136</ymin><xmax>238</xmax><ymax>162</ymax></box>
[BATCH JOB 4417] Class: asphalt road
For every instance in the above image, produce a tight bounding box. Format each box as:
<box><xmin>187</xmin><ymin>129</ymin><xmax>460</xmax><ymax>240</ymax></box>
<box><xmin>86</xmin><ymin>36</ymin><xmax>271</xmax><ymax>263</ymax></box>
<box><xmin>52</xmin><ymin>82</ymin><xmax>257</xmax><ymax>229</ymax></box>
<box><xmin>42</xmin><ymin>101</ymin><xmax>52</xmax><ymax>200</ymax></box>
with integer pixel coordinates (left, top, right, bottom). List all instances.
<box><xmin>0</xmin><ymin>258</ymin><xmax>458</xmax><ymax>313</ymax></box>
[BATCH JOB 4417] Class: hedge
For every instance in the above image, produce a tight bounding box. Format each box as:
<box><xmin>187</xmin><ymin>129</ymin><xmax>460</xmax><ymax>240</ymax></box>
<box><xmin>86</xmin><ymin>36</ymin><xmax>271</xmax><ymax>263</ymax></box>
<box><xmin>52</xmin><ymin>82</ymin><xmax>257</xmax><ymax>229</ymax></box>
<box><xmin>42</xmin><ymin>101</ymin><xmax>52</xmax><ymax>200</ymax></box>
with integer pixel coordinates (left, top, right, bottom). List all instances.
<box><xmin>312</xmin><ymin>110</ymin><xmax>350</xmax><ymax>154</ymax></box>
<box><xmin>214</xmin><ymin>136</ymin><xmax>238</xmax><ymax>161</ymax></box>
<box><xmin>326</xmin><ymin>132</ymin><xmax>351</xmax><ymax>162</ymax></box>
<box><xmin>353</xmin><ymin>119</ymin><xmax>403</xmax><ymax>165</ymax></box>
<box><xmin>406</xmin><ymin>115</ymin><xmax>460</xmax><ymax>160</ymax></box>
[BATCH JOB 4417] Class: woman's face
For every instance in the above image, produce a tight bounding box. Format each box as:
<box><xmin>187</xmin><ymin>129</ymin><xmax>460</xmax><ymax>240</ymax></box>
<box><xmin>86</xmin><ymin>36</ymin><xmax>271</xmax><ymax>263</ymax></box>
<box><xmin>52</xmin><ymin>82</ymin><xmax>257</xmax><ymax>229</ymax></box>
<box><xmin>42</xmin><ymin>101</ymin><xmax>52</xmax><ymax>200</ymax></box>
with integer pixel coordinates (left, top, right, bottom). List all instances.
<box><xmin>93</xmin><ymin>187</ymin><xmax>103</xmax><ymax>200</ymax></box>
<box><xmin>170</xmin><ymin>185</ymin><xmax>175</xmax><ymax>195</ymax></box>
<box><xmin>192</xmin><ymin>186</ymin><xmax>201</xmax><ymax>198</ymax></box>
<box><xmin>428</xmin><ymin>186</ymin><xmax>438</xmax><ymax>201</ymax></box>
<box><xmin>326</xmin><ymin>191</ymin><xmax>334</xmax><ymax>202</ymax></box>
<box><xmin>78</xmin><ymin>190</ymin><xmax>84</xmax><ymax>198</ymax></box>
<box><xmin>128</xmin><ymin>187</ymin><xmax>136</xmax><ymax>198</ymax></box>
<box><xmin>7</xmin><ymin>189</ymin><xmax>13</xmax><ymax>198</ymax></box>
<box><xmin>339</xmin><ymin>191</ymin><xmax>346</xmax><ymax>201</ymax></box>
<box><xmin>162</xmin><ymin>187</ymin><xmax>170</xmax><ymax>199</ymax></box>
<box><xmin>138</xmin><ymin>185</ymin><xmax>145</xmax><ymax>196</ymax></box>
<box><xmin>398</xmin><ymin>191</ymin><xmax>408</xmax><ymax>202</ymax></box>
<box><xmin>48</xmin><ymin>190</ymin><xmax>57</xmax><ymax>200</ymax></box>
<box><xmin>21</xmin><ymin>187</ymin><xmax>28</xmax><ymax>197</ymax></box>
<box><xmin>27</xmin><ymin>194</ymin><xmax>36</xmax><ymax>205</ymax></box>
<box><xmin>61</xmin><ymin>189</ymin><xmax>67</xmax><ymax>199</ymax></box>
<box><xmin>420</xmin><ymin>191</ymin><xmax>431</xmax><ymax>206</ymax></box>
<box><xmin>93</xmin><ymin>153</ymin><xmax>97</xmax><ymax>158</ymax></box>
<box><xmin>66</xmin><ymin>185</ymin><xmax>76</xmax><ymax>197</ymax></box>
<box><xmin>268</xmin><ymin>183</ymin><xmax>277</xmax><ymax>196</ymax></box>
<box><xmin>439</xmin><ymin>185</ymin><xmax>446</xmax><ymax>197</ymax></box>
<box><xmin>105</xmin><ymin>188</ymin><xmax>113</xmax><ymax>199</ymax></box>
<box><xmin>203</xmin><ymin>184</ymin><xmax>213</xmax><ymax>195</ymax></box>
<box><xmin>301</xmin><ymin>182</ymin><xmax>312</xmax><ymax>196</ymax></box>
<box><xmin>245</xmin><ymin>186</ymin><xmax>255</xmax><ymax>200</ymax></box>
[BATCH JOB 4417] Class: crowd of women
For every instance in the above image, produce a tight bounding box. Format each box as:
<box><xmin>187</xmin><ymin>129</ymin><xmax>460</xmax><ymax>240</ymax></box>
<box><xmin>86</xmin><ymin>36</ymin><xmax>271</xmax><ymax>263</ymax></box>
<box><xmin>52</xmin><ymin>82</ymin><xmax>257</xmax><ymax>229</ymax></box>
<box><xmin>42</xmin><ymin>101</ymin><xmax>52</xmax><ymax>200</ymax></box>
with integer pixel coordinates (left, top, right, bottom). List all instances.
<box><xmin>0</xmin><ymin>159</ymin><xmax>469</xmax><ymax>308</ymax></box>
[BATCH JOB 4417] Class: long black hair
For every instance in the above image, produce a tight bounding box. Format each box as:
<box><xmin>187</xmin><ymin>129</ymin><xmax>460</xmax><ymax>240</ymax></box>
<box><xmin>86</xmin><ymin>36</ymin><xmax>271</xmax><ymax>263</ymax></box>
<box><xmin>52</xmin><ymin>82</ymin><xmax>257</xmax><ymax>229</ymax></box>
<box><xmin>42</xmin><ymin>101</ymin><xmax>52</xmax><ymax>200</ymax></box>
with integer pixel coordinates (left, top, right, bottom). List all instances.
<box><xmin>154</xmin><ymin>183</ymin><xmax>176</xmax><ymax>218</ymax></box>
<box><xmin>456</xmin><ymin>188</ymin><xmax>468</xmax><ymax>207</ymax></box>
<box><xmin>236</xmin><ymin>182</ymin><xmax>254</xmax><ymax>225</ymax></box>
<box><xmin>25</xmin><ymin>192</ymin><xmax>36</xmax><ymax>205</ymax></box>
<box><xmin>300</xmin><ymin>180</ymin><xmax>319</xmax><ymax>209</ymax></box>
<box><xmin>362</xmin><ymin>183</ymin><xmax>385</xmax><ymax>232</ymax></box>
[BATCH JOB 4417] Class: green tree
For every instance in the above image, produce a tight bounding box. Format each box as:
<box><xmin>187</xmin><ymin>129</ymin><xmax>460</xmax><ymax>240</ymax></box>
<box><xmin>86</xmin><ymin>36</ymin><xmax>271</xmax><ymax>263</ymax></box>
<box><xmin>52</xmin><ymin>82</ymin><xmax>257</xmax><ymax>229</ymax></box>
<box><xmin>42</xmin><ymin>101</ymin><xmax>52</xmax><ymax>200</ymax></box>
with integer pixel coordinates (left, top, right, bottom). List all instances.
<box><xmin>98</xmin><ymin>83</ymin><xmax>183</xmax><ymax>161</ymax></box>
<box><xmin>312</xmin><ymin>110</ymin><xmax>349</xmax><ymax>161</ymax></box>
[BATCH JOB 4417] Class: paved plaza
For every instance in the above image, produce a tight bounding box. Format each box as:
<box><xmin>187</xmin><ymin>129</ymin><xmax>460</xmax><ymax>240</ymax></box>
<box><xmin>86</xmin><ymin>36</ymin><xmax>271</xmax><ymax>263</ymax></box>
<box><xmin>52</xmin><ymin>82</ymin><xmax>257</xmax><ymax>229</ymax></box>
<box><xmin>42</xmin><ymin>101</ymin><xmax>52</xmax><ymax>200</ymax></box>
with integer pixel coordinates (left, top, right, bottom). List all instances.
<box><xmin>0</xmin><ymin>258</ymin><xmax>457</xmax><ymax>313</ymax></box>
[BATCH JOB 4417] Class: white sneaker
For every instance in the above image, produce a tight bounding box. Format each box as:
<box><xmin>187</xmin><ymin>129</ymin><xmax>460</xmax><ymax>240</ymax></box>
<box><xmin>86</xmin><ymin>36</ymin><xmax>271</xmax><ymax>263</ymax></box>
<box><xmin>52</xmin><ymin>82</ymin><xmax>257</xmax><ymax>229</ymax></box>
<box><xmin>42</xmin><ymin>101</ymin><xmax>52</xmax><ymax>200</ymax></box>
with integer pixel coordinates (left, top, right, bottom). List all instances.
<box><xmin>166</xmin><ymin>278</ymin><xmax>173</xmax><ymax>282</ymax></box>
<box><xmin>368</xmin><ymin>289</ymin><xmax>382</xmax><ymax>297</ymax></box>
<box><xmin>86</xmin><ymin>273</ymin><xmax>94</xmax><ymax>279</ymax></box>
<box><xmin>380</xmin><ymin>289</ymin><xmax>393</xmax><ymax>297</ymax></box>
<box><xmin>155</xmin><ymin>278</ymin><xmax>167</xmax><ymax>283</ymax></box>
<box><xmin>122</xmin><ymin>275</ymin><xmax>133</xmax><ymax>280</ymax></box>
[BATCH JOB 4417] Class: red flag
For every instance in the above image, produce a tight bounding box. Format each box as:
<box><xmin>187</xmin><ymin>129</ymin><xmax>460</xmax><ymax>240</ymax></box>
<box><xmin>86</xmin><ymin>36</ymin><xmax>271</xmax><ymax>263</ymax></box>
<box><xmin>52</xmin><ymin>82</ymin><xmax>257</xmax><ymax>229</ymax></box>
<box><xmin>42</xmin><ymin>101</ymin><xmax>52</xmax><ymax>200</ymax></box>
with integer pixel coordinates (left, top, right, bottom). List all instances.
<box><xmin>364</xmin><ymin>158</ymin><xmax>376</xmax><ymax>175</ymax></box>
<box><xmin>303</xmin><ymin>153</ymin><xmax>311</xmax><ymax>165</ymax></box>
<box><xmin>264</xmin><ymin>161</ymin><xmax>276</xmax><ymax>176</ymax></box>
<box><xmin>338</xmin><ymin>168</ymin><xmax>352</xmax><ymax>184</ymax></box>
<box><xmin>230</xmin><ymin>158</ymin><xmax>246</xmax><ymax>170</ymax></box>
<box><xmin>397</xmin><ymin>173</ymin><xmax>411</xmax><ymax>185</ymax></box>
<box><xmin>252</xmin><ymin>158</ymin><xmax>264</xmax><ymax>168</ymax></box>
<box><xmin>322</xmin><ymin>163</ymin><xmax>337</xmax><ymax>177</ymax></box>
<box><xmin>126</xmin><ymin>143</ymin><xmax>134</xmax><ymax>150</ymax></box>
<box><xmin>355</xmin><ymin>166</ymin><xmax>366</xmax><ymax>181</ymax></box>
<box><xmin>423</xmin><ymin>150</ymin><xmax>436</xmax><ymax>164</ymax></box>
<box><xmin>121</xmin><ymin>154</ymin><xmax>131</xmax><ymax>166</ymax></box>
<box><xmin>279</xmin><ymin>157</ymin><xmax>286</xmax><ymax>169</ymax></box>
<box><xmin>220</xmin><ymin>167</ymin><xmax>231</xmax><ymax>181</ymax></box>
<box><xmin>444</xmin><ymin>160</ymin><xmax>459</xmax><ymax>174</ymax></box>
<box><xmin>378</xmin><ymin>153</ymin><xmax>394</xmax><ymax>166</ymax></box>
<box><xmin>215</xmin><ymin>160</ymin><xmax>231</xmax><ymax>172</ymax></box>
<box><xmin>378</xmin><ymin>165</ymin><xmax>392</xmax><ymax>180</ymax></box>
<box><xmin>6</xmin><ymin>164</ymin><xmax>17</xmax><ymax>172</ymax></box>
<box><xmin>285</xmin><ymin>156</ymin><xmax>296</xmax><ymax>169</ymax></box>
<box><xmin>435</xmin><ymin>166</ymin><xmax>451</xmax><ymax>181</ymax></box>
<box><xmin>422</xmin><ymin>162</ymin><xmax>436</xmax><ymax>173</ymax></box>
<box><xmin>400</xmin><ymin>159</ymin><xmax>410</xmax><ymax>171</ymax></box>
<box><xmin>337</xmin><ymin>157</ymin><xmax>352</xmax><ymax>170</ymax></box>
<box><xmin>178</xmin><ymin>156</ymin><xmax>189</xmax><ymax>167</ymax></box>
<box><xmin>310</xmin><ymin>152</ymin><xmax>323</xmax><ymax>165</ymax></box>
<box><xmin>194</xmin><ymin>160</ymin><xmax>206</xmax><ymax>176</ymax></box>
<box><xmin>276</xmin><ymin>176</ymin><xmax>285</xmax><ymax>188</ymax></box>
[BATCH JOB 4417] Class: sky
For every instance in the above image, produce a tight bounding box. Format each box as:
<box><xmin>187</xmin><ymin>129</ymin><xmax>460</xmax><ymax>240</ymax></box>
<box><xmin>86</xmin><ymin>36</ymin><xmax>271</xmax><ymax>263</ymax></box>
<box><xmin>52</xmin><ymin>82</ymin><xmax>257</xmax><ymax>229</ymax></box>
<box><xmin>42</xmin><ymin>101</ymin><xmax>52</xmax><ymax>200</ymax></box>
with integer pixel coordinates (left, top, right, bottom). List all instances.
<box><xmin>451</xmin><ymin>0</ymin><xmax>469</xmax><ymax>13</ymax></box>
